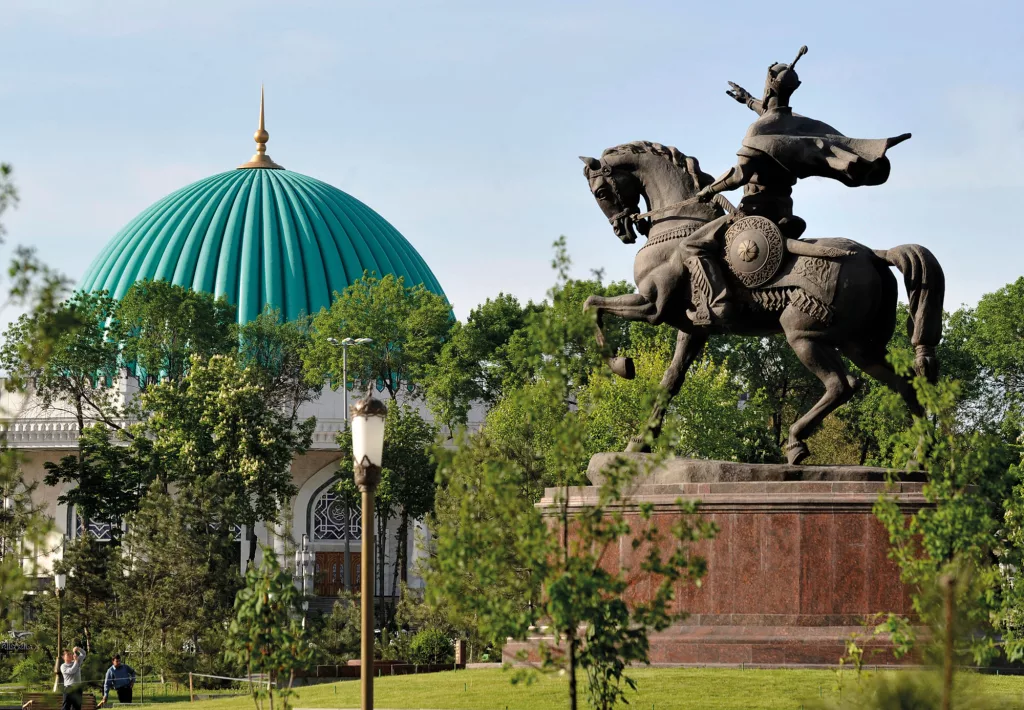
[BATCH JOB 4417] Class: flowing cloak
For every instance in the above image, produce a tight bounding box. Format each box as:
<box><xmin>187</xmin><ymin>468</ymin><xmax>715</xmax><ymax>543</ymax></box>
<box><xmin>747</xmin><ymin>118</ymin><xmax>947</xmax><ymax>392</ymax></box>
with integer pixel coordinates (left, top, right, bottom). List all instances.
<box><xmin>739</xmin><ymin>108</ymin><xmax>911</xmax><ymax>187</ymax></box>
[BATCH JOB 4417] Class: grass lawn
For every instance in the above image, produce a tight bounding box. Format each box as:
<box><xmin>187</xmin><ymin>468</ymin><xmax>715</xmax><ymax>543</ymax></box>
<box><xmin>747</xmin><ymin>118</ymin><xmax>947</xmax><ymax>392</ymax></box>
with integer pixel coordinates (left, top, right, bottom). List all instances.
<box><xmin>139</xmin><ymin>667</ymin><xmax>1024</xmax><ymax>710</ymax></box>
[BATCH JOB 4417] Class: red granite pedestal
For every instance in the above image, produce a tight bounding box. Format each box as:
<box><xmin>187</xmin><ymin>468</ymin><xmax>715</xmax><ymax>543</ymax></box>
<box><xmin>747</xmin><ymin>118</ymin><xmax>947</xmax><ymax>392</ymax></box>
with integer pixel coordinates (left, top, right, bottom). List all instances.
<box><xmin>504</xmin><ymin>458</ymin><xmax>926</xmax><ymax>668</ymax></box>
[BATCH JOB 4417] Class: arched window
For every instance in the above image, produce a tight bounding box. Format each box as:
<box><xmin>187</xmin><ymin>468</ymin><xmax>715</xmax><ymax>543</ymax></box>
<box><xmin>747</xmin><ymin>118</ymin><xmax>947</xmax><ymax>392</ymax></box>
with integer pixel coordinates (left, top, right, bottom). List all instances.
<box><xmin>71</xmin><ymin>510</ymin><xmax>119</xmax><ymax>542</ymax></box>
<box><xmin>311</xmin><ymin>488</ymin><xmax>361</xmax><ymax>541</ymax></box>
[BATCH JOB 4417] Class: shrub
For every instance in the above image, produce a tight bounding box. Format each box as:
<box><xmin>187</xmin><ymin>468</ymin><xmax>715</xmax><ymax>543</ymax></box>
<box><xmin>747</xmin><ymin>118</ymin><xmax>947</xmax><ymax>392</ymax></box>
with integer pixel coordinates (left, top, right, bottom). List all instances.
<box><xmin>408</xmin><ymin>629</ymin><xmax>454</xmax><ymax>665</ymax></box>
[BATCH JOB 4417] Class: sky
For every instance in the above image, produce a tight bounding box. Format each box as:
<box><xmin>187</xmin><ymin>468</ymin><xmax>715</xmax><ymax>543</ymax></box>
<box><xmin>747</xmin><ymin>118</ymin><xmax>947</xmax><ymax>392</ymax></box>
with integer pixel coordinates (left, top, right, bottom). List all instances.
<box><xmin>1</xmin><ymin>0</ymin><xmax>1022</xmax><ymax>321</ymax></box>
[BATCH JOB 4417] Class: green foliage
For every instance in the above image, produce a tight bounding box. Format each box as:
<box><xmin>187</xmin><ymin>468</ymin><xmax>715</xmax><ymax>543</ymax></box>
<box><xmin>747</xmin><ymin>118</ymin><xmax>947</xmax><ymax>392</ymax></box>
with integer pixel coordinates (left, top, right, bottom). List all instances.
<box><xmin>225</xmin><ymin>550</ymin><xmax>313</xmax><ymax>710</ymax></box>
<box><xmin>335</xmin><ymin>403</ymin><xmax>439</xmax><ymax>624</ymax></box>
<box><xmin>10</xmin><ymin>654</ymin><xmax>52</xmax><ymax>686</ymax></box>
<box><xmin>408</xmin><ymin>628</ymin><xmax>454</xmax><ymax>665</ymax></box>
<box><xmin>308</xmin><ymin>594</ymin><xmax>360</xmax><ymax>664</ymax></box>
<box><xmin>304</xmin><ymin>272</ymin><xmax>453</xmax><ymax>400</ymax></box>
<box><xmin>112</xmin><ymin>484</ymin><xmax>242</xmax><ymax>679</ymax></box>
<box><xmin>429</xmin><ymin>240</ymin><xmax>718</xmax><ymax>710</ymax></box>
<box><xmin>422</xmin><ymin>293</ymin><xmax>538</xmax><ymax>430</ymax></box>
<box><xmin>111</xmin><ymin>280</ymin><xmax>236</xmax><ymax>384</ymax></box>
<box><xmin>0</xmin><ymin>451</ymin><xmax>51</xmax><ymax>622</ymax></box>
<box><xmin>479</xmin><ymin>332</ymin><xmax>776</xmax><ymax>493</ymax></box>
<box><xmin>43</xmin><ymin>424</ymin><xmax>154</xmax><ymax>534</ymax></box>
<box><xmin>969</xmin><ymin>277</ymin><xmax>1024</xmax><ymax>394</ymax></box>
<box><xmin>706</xmin><ymin>332</ymin><xmax>817</xmax><ymax>454</ymax></box>
<box><xmin>56</xmin><ymin>537</ymin><xmax>117</xmax><ymax>655</ymax></box>
<box><xmin>579</xmin><ymin>349</ymin><xmax>776</xmax><ymax>463</ymax></box>
<box><xmin>0</xmin><ymin>290</ymin><xmax>119</xmax><ymax>424</ymax></box>
<box><xmin>0</xmin><ymin>163</ymin><xmax>17</xmax><ymax>240</ymax></box>
<box><xmin>142</xmin><ymin>354</ymin><xmax>313</xmax><ymax>529</ymax></box>
<box><xmin>811</xmin><ymin>669</ymin><xmax>1005</xmax><ymax>710</ymax></box>
<box><xmin>237</xmin><ymin>309</ymin><xmax>321</xmax><ymax>417</ymax></box>
<box><xmin>872</xmin><ymin>353</ymin><xmax>1016</xmax><ymax>667</ymax></box>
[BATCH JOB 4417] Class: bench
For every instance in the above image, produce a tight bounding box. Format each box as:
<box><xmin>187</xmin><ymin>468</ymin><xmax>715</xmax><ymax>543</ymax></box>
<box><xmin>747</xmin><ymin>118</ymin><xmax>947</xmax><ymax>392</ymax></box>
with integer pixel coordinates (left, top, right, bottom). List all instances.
<box><xmin>21</xmin><ymin>693</ymin><xmax>97</xmax><ymax>710</ymax></box>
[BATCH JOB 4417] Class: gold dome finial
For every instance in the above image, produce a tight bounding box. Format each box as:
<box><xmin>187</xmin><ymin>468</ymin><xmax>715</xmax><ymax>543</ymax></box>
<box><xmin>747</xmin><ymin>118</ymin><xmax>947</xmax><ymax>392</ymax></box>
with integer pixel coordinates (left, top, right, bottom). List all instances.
<box><xmin>238</xmin><ymin>85</ymin><xmax>284</xmax><ymax>170</ymax></box>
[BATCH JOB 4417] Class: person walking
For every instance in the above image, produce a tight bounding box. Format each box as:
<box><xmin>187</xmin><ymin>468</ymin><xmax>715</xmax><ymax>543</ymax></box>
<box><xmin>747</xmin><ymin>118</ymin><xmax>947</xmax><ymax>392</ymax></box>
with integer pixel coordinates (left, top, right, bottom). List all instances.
<box><xmin>100</xmin><ymin>655</ymin><xmax>136</xmax><ymax>706</ymax></box>
<box><xmin>58</xmin><ymin>646</ymin><xmax>86</xmax><ymax>710</ymax></box>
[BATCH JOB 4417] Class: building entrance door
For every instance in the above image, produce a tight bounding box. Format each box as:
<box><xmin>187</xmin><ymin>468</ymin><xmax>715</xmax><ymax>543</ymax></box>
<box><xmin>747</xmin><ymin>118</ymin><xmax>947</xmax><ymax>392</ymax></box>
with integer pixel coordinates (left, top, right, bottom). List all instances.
<box><xmin>314</xmin><ymin>551</ymin><xmax>361</xmax><ymax>596</ymax></box>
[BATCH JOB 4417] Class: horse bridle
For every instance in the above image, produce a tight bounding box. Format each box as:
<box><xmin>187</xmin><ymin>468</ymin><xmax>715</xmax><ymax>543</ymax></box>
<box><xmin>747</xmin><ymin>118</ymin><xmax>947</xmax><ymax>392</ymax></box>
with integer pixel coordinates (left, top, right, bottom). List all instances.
<box><xmin>587</xmin><ymin>165</ymin><xmax>638</xmax><ymax>227</ymax></box>
<box><xmin>631</xmin><ymin>193</ymin><xmax>737</xmax><ymax>222</ymax></box>
<box><xmin>589</xmin><ymin>162</ymin><xmax>735</xmax><ymax>228</ymax></box>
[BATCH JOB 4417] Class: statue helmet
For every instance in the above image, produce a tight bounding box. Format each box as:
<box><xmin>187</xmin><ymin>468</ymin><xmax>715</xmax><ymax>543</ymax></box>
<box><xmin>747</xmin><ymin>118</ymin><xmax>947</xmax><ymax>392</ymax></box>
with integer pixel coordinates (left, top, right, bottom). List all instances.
<box><xmin>762</xmin><ymin>46</ymin><xmax>807</xmax><ymax>105</ymax></box>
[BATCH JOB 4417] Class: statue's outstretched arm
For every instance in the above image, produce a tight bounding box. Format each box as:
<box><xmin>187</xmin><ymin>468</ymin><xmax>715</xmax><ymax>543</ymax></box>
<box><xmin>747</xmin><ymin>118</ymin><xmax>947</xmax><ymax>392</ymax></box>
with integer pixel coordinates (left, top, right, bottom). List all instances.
<box><xmin>727</xmin><ymin>82</ymin><xmax>764</xmax><ymax>115</ymax></box>
<box><xmin>697</xmin><ymin>159</ymin><xmax>754</xmax><ymax>201</ymax></box>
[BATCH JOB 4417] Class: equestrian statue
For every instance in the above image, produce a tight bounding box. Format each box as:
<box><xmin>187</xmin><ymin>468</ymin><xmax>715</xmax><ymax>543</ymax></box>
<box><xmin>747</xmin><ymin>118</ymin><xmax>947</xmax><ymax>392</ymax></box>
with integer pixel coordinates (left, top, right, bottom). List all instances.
<box><xmin>580</xmin><ymin>46</ymin><xmax>944</xmax><ymax>465</ymax></box>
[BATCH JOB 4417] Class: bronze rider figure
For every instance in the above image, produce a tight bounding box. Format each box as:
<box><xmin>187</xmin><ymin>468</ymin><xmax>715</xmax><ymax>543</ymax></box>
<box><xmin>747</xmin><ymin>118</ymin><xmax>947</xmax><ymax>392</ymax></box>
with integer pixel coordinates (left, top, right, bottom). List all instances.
<box><xmin>681</xmin><ymin>46</ymin><xmax>911</xmax><ymax>326</ymax></box>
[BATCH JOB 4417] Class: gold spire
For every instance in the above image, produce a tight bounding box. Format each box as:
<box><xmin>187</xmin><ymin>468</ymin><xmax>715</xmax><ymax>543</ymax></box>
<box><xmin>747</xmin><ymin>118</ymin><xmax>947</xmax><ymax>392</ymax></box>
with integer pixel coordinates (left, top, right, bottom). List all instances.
<box><xmin>238</xmin><ymin>85</ymin><xmax>284</xmax><ymax>170</ymax></box>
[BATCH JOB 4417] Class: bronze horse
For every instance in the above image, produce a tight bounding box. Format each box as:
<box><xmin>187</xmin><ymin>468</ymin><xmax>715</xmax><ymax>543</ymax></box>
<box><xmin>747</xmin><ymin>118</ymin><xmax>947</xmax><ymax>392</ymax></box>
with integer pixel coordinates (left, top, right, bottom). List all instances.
<box><xmin>580</xmin><ymin>142</ymin><xmax>944</xmax><ymax>464</ymax></box>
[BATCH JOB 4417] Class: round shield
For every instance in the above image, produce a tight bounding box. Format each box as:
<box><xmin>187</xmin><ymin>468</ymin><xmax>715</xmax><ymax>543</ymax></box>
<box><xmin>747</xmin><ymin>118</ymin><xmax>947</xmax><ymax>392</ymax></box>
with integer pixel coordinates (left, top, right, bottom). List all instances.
<box><xmin>724</xmin><ymin>216</ymin><xmax>785</xmax><ymax>288</ymax></box>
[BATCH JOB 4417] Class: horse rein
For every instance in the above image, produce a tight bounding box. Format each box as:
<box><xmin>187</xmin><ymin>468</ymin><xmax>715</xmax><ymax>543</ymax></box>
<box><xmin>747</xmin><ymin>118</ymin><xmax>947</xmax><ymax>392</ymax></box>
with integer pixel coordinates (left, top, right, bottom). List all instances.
<box><xmin>631</xmin><ymin>193</ymin><xmax>736</xmax><ymax>222</ymax></box>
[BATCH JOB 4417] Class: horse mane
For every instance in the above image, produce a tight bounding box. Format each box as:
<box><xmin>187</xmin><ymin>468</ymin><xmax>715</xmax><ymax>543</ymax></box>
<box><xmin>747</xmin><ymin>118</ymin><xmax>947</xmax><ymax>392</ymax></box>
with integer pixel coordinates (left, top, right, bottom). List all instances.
<box><xmin>600</xmin><ymin>141</ymin><xmax>715</xmax><ymax>192</ymax></box>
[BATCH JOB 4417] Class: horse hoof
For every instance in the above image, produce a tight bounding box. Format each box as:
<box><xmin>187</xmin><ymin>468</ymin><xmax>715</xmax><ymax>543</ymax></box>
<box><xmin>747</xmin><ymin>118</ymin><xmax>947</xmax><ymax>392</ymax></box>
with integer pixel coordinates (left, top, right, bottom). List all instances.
<box><xmin>609</xmin><ymin>356</ymin><xmax>636</xmax><ymax>380</ymax></box>
<box><xmin>786</xmin><ymin>441</ymin><xmax>810</xmax><ymax>465</ymax></box>
<box><xmin>625</xmin><ymin>436</ymin><xmax>650</xmax><ymax>453</ymax></box>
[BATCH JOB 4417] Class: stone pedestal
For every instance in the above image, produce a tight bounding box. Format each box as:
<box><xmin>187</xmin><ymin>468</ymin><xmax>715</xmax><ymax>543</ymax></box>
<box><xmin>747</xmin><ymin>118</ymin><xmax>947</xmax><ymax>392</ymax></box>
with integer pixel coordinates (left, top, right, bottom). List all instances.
<box><xmin>504</xmin><ymin>456</ymin><xmax>926</xmax><ymax>668</ymax></box>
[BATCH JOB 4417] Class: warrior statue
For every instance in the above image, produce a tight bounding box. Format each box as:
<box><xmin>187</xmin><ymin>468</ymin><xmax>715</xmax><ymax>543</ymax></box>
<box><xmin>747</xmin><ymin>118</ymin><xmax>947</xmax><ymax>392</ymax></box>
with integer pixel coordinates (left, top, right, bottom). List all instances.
<box><xmin>580</xmin><ymin>45</ymin><xmax>943</xmax><ymax>464</ymax></box>
<box><xmin>678</xmin><ymin>46</ymin><xmax>911</xmax><ymax>325</ymax></box>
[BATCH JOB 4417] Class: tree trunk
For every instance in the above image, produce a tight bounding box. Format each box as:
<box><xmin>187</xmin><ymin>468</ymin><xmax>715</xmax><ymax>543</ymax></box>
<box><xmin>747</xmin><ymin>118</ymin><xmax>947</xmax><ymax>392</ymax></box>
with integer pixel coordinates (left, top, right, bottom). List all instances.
<box><xmin>567</xmin><ymin>632</ymin><xmax>578</xmax><ymax>710</ymax></box>
<box><xmin>343</xmin><ymin>500</ymin><xmax>351</xmax><ymax>592</ymax></box>
<box><xmin>942</xmin><ymin>574</ymin><xmax>954</xmax><ymax>710</ymax></box>
<box><xmin>858</xmin><ymin>438</ymin><xmax>871</xmax><ymax>466</ymax></box>
<box><xmin>390</xmin><ymin>513</ymin><xmax>408</xmax><ymax>606</ymax></box>
<box><xmin>775</xmin><ymin>376</ymin><xmax>788</xmax><ymax>447</ymax></box>
<box><xmin>377</xmin><ymin>510</ymin><xmax>387</xmax><ymax>626</ymax></box>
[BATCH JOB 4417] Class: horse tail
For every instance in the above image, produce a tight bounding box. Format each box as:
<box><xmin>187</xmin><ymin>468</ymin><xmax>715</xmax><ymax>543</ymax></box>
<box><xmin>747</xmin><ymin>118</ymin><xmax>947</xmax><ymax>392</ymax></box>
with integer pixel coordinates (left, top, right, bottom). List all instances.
<box><xmin>873</xmin><ymin>245</ymin><xmax>945</xmax><ymax>382</ymax></box>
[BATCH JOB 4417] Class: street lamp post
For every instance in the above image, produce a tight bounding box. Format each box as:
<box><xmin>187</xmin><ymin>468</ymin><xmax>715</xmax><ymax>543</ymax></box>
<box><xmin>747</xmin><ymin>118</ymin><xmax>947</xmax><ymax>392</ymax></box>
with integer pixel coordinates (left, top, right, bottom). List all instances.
<box><xmin>0</xmin><ymin>494</ymin><xmax>13</xmax><ymax>560</ymax></box>
<box><xmin>327</xmin><ymin>336</ymin><xmax>373</xmax><ymax>594</ymax></box>
<box><xmin>350</xmin><ymin>397</ymin><xmax>387</xmax><ymax>710</ymax></box>
<box><xmin>294</xmin><ymin>534</ymin><xmax>313</xmax><ymax>628</ymax></box>
<box><xmin>326</xmin><ymin>337</ymin><xmax>374</xmax><ymax>423</ymax></box>
<box><xmin>53</xmin><ymin>572</ymin><xmax>66</xmax><ymax>693</ymax></box>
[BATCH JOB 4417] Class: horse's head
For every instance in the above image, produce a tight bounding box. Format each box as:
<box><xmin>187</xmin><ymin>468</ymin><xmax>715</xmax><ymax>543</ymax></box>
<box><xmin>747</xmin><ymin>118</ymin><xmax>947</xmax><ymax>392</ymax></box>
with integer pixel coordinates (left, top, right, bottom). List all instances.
<box><xmin>582</xmin><ymin>142</ymin><xmax>721</xmax><ymax>246</ymax></box>
<box><xmin>580</xmin><ymin>155</ymin><xmax>645</xmax><ymax>244</ymax></box>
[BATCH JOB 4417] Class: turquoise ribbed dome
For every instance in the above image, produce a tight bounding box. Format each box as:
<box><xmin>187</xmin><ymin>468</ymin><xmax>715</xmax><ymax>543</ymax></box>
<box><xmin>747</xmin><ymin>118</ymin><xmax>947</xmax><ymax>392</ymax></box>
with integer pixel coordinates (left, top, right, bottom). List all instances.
<box><xmin>79</xmin><ymin>168</ymin><xmax>445</xmax><ymax>325</ymax></box>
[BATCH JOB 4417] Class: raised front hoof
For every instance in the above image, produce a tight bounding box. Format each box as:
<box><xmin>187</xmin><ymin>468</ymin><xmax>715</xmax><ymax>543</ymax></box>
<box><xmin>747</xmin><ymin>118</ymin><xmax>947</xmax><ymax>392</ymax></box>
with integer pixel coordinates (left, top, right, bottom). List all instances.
<box><xmin>625</xmin><ymin>436</ymin><xmax>650</xmax><ymax>453</ymax></box>
<box><xmin>608</xmin><ymin>356</ymin><xmax>636</xmax><ymax>380</ymax></box>
<box><xmin>786</xmin><ymin>441</ymin><xmax>810</xmax><ymax>465</ymax></box>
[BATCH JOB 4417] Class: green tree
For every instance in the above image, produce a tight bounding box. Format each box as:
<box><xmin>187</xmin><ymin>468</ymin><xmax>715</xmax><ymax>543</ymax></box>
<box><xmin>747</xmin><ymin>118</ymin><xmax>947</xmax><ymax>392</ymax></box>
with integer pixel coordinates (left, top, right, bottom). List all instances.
<box><xmin>0</xmin><ymin>453</ymin><xmax>51</xmax><ymax>625</ymax></box>
<box><xmin>0</xmin><ymin>164</ymin><xmax>66</xmax><ymax>621</ymax></box>
<box><xmin>304</xmin><ymin>273</ymin><xmax>453</xmax><ymax>400</ymax></box>
<box><xmin>142</xmin><ymin>354</ymin><xmax>313</xmax><ymax>531</ymax></box>
<box><xmin>238</xmin><ymin>308</ymin><xmax>321</xmax><ymax>420</ymax></box>
<box><xmin>308</xmin><ymin>594</ymin><xmax>360</xmax><ymax>663</ymax></box>
<box><xmin>706</xmin><ymin>333</ymin><xmax>817</xmax><ymax>455</ymax></box>
<box><xmin>422</xmin><ymin>293</ymin><xmax>540</xmax><ymax>431</ymax></box>
<box><xmin>968</xmin><ymin>277</ymin><xmax>1024</xmax><ymax>434</ymax></box>
<box><xmin>51</xmin><ymin>537</ymin><xmax>117</xmax><ymax>655</ymax></box>
<box><xmin>225</xmin><ymin>549</ymin><xmax>313</xmax><ymax>710</ymax></box>
<box><xmin>428</xmin><ymin>244</ymin><xmax>718</xmax><ymax>710</ymax></box>
<box><xmin>111</xmin><ymin>280</ymin><xmax>236</xmax><ymax>385</ymax></box>
<box><xmin>336</xmin><ymin>403</ymin><xmax>438</xmax><ymax>624</ymax></box>
<box><xmin>430</xmin><ymin>394</ymin><xmax>716</xmax><ymax>710</ymax></box>
<box><xmin>872</xmin><ymin>352</ymin><xmax>1016</xmax><ymax>669</ymax></box>
<box><xmin>0</xmin><ymin>290</ymin><xmax>120</xmax><ymax>427</ymax></box>
<box><xmin>112</xmin><ymin>484</ymin><xmax>242</xmax><ymax>680</ymax></box>
<box><xmin>43</xmin><ymin>424</ymin><xmax>156</xmax><ymax>537</ymax></box>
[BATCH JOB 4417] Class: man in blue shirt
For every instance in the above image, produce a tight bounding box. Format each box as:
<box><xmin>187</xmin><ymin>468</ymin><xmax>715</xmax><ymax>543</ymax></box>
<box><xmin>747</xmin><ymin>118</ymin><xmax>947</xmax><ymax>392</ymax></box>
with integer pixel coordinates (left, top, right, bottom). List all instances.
<box><xmin>101</xmin><ymin>655</ymin><xmax>135</xmax><ymax>706</ymax></box>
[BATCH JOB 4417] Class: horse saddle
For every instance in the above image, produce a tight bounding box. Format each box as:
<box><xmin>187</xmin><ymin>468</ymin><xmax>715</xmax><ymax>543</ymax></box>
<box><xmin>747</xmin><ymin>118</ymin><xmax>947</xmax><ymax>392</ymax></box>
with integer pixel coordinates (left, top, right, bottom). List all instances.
<box><xmin>723</xmin><ymin>216</ymin><xmax>855</xmax><ymax>288</ymax></box>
